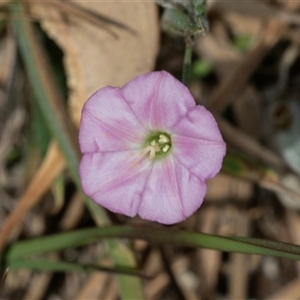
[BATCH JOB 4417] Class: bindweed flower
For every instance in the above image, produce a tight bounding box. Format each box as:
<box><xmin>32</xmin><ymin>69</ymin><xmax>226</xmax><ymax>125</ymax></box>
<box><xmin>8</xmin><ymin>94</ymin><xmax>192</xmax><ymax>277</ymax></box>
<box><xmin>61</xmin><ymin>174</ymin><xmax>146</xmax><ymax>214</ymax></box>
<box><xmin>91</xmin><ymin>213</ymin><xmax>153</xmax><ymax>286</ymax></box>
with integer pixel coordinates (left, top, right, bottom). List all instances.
<box><xmin>79</xmin><ymin>71</ymin><xmax>226</xmax><ymax>224</ymax></box>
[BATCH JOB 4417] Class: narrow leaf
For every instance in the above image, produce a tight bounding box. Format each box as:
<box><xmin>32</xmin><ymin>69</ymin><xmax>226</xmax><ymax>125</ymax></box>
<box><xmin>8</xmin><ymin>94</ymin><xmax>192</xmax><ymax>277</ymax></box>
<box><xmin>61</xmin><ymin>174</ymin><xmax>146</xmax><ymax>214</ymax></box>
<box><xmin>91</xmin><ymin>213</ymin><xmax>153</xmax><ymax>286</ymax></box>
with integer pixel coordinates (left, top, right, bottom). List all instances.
<box><xmin>3</xmin><ymin>225</ymin><xmax>300</xmax><ymax>262</ymax></box>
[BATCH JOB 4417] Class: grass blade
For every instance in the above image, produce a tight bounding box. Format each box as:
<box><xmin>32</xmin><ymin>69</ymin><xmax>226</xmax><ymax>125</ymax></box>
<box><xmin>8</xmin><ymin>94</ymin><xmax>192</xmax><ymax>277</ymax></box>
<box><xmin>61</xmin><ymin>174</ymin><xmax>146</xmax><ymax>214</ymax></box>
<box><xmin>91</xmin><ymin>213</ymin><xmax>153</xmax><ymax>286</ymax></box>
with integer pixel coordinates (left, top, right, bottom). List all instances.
<box><xmin>3</xmin><ymin>225</ymin><xmax>300</xmax><ymax>262</ymax></box>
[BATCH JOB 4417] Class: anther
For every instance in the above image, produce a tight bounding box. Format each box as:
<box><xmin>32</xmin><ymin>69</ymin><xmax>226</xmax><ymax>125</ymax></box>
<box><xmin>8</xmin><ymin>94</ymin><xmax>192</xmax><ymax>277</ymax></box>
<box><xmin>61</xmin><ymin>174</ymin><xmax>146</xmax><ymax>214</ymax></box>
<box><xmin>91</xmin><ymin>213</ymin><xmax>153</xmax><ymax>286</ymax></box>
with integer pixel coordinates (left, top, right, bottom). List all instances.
<box><xmin>141</xmin><ymin>132</ymin><xmax>171</xmax><ymax>159</ymax></box>
<box><xmin>158</xmin><ymin>134</ymin><xmax>169</xmax><ymax>143</ymax></box>
<box><xmin>162</xmin><ymin>145</ymin><xmax>170</xmax><ymax>153</ymax></box>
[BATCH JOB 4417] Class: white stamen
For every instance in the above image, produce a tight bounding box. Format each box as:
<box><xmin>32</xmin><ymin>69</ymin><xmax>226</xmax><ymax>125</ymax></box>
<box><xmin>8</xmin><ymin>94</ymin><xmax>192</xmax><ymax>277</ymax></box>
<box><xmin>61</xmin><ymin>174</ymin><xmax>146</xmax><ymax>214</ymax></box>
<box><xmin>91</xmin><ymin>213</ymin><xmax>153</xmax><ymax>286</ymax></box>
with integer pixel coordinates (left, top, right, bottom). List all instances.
<box><xmin>158</xmin><ymin>134</ymin><xmax>169</xmax><ymax>143</ymax></box>
<box><xmin>148</xmin><ymin>146</ymin><xmax>156</xmax><ymax>159</ymax></box>
<box><xmin>140</xmin><ymin>145</ymin><xmax>156</xmax><ymax>159</ymax></box>
<box><xmin>140</xmin><ymin>134</ymin><xmax>171</xmax><ymax>159</ymax></box>
<box><xmin>162</xmin><ymin>145</ymin><xmax>170</xmax><ymax>153</ymax></box>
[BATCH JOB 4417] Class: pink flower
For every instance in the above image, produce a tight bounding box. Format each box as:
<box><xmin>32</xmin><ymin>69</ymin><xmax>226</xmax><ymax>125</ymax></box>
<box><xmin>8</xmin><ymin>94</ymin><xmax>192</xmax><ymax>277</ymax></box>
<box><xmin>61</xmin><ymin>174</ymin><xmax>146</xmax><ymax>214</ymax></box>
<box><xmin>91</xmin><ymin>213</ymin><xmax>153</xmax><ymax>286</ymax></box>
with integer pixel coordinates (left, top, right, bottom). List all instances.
<box><xmin>79</xmin><ymin>71</ymin><xmax>226</xmax><ymax>224</ymax></box>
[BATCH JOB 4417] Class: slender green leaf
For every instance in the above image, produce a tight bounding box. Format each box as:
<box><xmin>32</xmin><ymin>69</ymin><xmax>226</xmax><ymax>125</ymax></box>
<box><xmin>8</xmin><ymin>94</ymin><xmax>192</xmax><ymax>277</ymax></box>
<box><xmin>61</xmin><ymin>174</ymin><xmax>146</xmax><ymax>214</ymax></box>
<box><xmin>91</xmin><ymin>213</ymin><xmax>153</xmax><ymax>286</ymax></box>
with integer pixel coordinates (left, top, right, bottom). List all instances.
<box><xmin>182</xmin><ymin>43</ymin><xmax>193</xmax><ymax>86</ymax></box>
<box><xmin>3</xmin><ymin>225</ymin><xmax>300</xmax><ymax>262</ymax></box>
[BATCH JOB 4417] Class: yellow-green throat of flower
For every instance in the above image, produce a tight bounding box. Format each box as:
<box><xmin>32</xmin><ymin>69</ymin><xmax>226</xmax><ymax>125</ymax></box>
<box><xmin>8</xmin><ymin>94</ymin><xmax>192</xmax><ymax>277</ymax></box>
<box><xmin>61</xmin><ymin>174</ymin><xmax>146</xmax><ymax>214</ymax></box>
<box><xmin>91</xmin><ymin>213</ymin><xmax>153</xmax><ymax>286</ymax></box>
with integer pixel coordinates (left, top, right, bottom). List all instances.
<box><xmin>141</xmin><ymin>132</ymin><xmax>172</xmax><ymax>159</ymax></box>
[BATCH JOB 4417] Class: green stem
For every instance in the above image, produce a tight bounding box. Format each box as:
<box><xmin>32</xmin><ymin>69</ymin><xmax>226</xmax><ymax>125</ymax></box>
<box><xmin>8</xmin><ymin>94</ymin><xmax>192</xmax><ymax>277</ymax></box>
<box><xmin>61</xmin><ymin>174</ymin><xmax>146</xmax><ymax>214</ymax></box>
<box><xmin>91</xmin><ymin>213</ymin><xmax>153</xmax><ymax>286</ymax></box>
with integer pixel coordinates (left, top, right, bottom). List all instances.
<box><xmin>182</xmin><ymin>43</ymin><xmax>193</xmax><ymax>86</ymax></box>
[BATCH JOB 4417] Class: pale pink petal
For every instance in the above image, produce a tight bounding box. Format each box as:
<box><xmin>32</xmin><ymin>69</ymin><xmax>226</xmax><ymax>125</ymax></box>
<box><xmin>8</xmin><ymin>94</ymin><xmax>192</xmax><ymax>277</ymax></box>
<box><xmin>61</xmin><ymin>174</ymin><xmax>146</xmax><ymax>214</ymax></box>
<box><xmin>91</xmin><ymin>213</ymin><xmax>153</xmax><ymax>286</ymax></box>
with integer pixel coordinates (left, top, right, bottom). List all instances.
<box><xmin>172</xmin><ymin>105</ymin><xmax>224</xmax><ymax>141</ymax></box>
<box><xmin>171</xmin><ymin>106</ymin><xmax>226</xmax><ymax>180</ymax></box>
<box><xmin>79</xmin><ymin>87</ymin><xmax>146</xmax><ymax>153</ymax></box>
<box><xmin>79</xmin><ymin>150</ymin><xmax>153</xmax><ymax>216</ymax></box>
<box><xmin>121</xmin><ymin>71</ymin><xmax>195</xmax><ymax>130</ymax></box>
<box><xmin>172</xmin><ymin>135</ymin><xmax>226</xmax><ymax>181</ymax></box>
<box><xmin>138</xmin><ymin>156</ymin><xmax>207</xmax><ymax>224</ymax></box>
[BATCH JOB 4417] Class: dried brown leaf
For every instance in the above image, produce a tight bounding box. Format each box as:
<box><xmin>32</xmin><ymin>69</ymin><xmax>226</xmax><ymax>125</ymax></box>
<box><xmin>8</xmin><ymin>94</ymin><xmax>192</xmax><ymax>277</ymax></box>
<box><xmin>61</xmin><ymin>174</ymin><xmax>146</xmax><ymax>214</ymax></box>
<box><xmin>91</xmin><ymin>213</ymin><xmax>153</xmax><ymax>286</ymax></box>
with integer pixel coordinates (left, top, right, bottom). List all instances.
<box><xmin>30</xmin><ymin>1</ymin><xmax>159</xmax><ymax>125</ymax></box>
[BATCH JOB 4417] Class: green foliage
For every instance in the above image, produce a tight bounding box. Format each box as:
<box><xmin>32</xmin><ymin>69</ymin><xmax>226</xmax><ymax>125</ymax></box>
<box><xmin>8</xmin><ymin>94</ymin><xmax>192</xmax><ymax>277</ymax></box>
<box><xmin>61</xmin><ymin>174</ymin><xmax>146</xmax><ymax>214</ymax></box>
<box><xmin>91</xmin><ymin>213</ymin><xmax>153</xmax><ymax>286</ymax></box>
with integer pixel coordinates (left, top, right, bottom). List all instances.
<box><xmin>222</xmin><ymin>154</ymin><xmax>245</xmax><ymax>174</ymax></box>
<box><xmin>3</xmin><ymin>225</ymin><xmax>300</xmax><ymax>271</ymax></box>
<box><xmin>232</xmin><ymin>34</ymin><xmax>253</xmax><ymax>52</ymax></box>
<box><xmin>192</xmin><ymin>58</ymin><xmax>213</xmax><ymax>78</ymax></box>
<box><xmin>157</xmin><ymin>0</ymin><xmax>209</xmax><ymax>39</ymax></box>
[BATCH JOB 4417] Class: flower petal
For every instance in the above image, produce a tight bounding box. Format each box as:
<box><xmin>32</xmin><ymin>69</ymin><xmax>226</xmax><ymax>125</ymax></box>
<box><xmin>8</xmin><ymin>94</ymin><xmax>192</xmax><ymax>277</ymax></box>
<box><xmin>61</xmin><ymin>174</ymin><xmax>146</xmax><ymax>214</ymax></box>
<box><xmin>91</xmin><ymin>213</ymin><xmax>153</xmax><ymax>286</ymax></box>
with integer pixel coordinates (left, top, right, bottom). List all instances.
<box><xmin>138</xmin><ymin>156</ymin><xmax>206</xmax><ymax>224</ymax></box>
<box><xmin>79</xmin><ymin>87</ymin><xmax>145</xmax><ymax>153</ymax></box>
<box><xmin>79</xmin><ymin>150</ymin><xmax>152</xmax><ymax>216</ymax></box>
<box><xmin>171</xmin><ymin>106</ymin><xmax>226</xmax><ymax>180</ymax></box>
<box><xmin>121</xmin><ymin>71</ymin><xmax>195</xmax><ymax>130</ymax></box>
<box><xmin>172</xmin><ymin>135</ymin><xmax>225</xmax><ymax>181</ymax></box>
<box><xmin>172</xmin><ymin>105</ymin><xmax>225</xmax><ymax>141</ymax></box>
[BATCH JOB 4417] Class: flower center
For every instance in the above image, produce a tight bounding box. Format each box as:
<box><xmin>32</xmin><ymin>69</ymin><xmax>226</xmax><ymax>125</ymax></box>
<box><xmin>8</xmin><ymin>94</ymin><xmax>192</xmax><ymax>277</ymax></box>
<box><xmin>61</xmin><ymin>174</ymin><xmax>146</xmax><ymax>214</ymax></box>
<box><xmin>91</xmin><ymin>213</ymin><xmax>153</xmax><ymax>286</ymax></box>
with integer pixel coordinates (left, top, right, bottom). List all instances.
<box><xmin>141</xmin><ymin>132</ymin><xmax>172</xmax><ymax>159</ymax></box>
